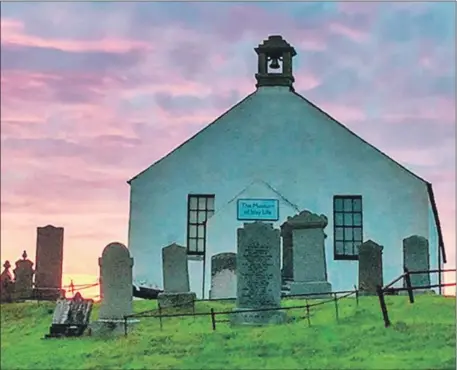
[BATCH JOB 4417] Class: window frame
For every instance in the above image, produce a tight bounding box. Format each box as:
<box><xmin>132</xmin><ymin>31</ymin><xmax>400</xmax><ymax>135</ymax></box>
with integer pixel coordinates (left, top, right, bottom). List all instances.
<box><xmin>186</xmin><ymin>194</ymin><xmax>215</xmax><ymax>257</ymax></box>
<box><xmin>333</xmin><ymin>195</ymin><xmax>363</xmax><ymax>261</ymax></box>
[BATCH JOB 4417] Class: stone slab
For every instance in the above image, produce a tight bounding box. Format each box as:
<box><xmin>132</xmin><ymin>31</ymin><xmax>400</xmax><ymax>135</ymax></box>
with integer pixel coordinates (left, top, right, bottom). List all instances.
<box><xmin>157</xmin><ymin>292</ymin><xmax>196</xmax><ymax>309</ymax></box>
<box><xmin>231</xmin><ymin>307</ymin><xmax>286</xmax><ymax>326</ymax></box>
<box><xmin>289</xmin><ymin>281</ymin><xmax>332</xmax><ymax>298</ymax></box>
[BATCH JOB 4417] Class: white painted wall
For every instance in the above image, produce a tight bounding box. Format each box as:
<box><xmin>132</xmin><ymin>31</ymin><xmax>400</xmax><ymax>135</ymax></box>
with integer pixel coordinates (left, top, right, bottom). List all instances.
<box><xmin>128</xmin><ymin>86</ymin><xmax>436</xmax><ymax>298</ymax></box>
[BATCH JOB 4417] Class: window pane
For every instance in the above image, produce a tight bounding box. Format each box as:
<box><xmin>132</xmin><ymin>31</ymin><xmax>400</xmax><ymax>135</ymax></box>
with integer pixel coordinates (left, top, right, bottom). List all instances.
<box><xmin>335</xmin><ymin>227</ymin><xmax>344</xmax><ymax>240</ymax></box>
<box><xmin>189</xmin><ymin>211</ymin><xmax>197</xmax><ymax>223</ymax></box>
<box><xmin>353</xmin><ymin>213</ymin><xmax>362</xmax><ymax>226</ymax></box>
<box><xmin>197</xmin><ymin>225</ymin><xmax>205</xmax><ymax>238</ymax></box>
<box><xmin>334</xmin><ymin>213</ymin><xmax>344</xmax><ymax>226</ymax></box>
<box><xmin>198</xmin><ymin>197</ymin><xmax>206</xmax><ymax>210</ymax></box>
<box><xmin>343</xmin><ymin>199</ymin><xmax>352</xmax><ymax>211</ymax></box>
<box><xmin>354</xmin><ymin>240</ymin><xmax>362</xmax><ymax>254</ymax></box>
<box><xmin>334</xmin><ymin>198</ymin><xmax>343</xmax><ymax>212</ymax></box>
<box><xmin>344</xmin><ymin>227</ymin><xmax>353</xmax><ymax>240</ymax></box>
<box><xmin>197</xmin><ymin>212</ymin><xmax>206</xmax><ymax>223</ymax></box>
<box><xmin>189</xmin><ymin>196</ymin><xmax>198</xmax><ymax>210</ymax></box>
<box><xmin>344</xmin><ymin>242</ymin><xmax>354</xmax><ymax>255</ymax></box>
<box><xmin>207</xmin><ymin>197</ymin><xmax>215</xmax><ymax>211</ymax></box>
<box><xmin>335</xmin><ymin>241</ymin><xmax>344</xmax><ymax>255</ymax></box>
<box><xmin>207</xmin><ymin>210</ymin><xmax>215</xmax><ymax>219</ymax></box>
<box><xmin>353</xmin><ymin>228</ymin><xmax>362</xmax><ymax>242</ymax></box>
<box><xmin>189</xmin><ymin>225</ymin><xmax>197</xmax><ymax>238</ymax></box>
<box><xmin>344</xmin><ymin>213</ymin><xmax>353</xmax><ymax>226</ymax></box>
<box><xmin>188</xmin><ymin>239</ymin><xmax>197</xmax><ymax>252</ymax></box>
<box><xmin>353</xmin><ymin>198</ymin><xmax>362</xmax><ymax>212</ymax></box>
<box><xmin>197</xmin><ymin>239</ymin><xmax>205</xmax><ymax>252</ymax></box>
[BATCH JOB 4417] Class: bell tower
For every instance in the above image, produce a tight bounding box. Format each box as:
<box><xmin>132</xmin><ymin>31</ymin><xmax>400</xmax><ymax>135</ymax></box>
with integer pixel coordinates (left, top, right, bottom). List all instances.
<box><xmin>254</xmin><ymin>35</ymin><xmax>297</xmax><ymax>91</ymax></box>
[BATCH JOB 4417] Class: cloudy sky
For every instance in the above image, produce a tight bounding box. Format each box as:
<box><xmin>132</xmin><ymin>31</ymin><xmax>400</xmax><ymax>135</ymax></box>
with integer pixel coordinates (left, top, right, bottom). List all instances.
<box><xmin>1</xmin><ymin>2</ymin><xmax>455</xmax><ymax>295</ymax></box>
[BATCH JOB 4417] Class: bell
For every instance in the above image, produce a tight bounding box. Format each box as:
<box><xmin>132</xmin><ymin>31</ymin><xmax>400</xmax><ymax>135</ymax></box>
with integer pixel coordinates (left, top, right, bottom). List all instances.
<box><xmin>269</xmin><ymin>57</ymin><xmax>281</xmax><ymax>69</ymax></box>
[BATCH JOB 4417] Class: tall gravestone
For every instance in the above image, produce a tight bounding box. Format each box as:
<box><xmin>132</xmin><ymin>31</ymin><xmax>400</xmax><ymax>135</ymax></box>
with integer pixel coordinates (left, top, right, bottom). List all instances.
<box><xmin>93</xmin><ymin>242</ymin><xmax>137</xmax><ymax>335</ymax></box>
<box><xmin>34</xmin><ymin>225</ymin><xmax>64</xmax><ymax>300</ymax></box>
<box><xmin>209</xmin><ymin>253</ymin><xmax>237</xmax><ymax>299</ymax></box>
<box><xmin>0</xmin><ymin>261</ymin><xmax>14</xmax><ymax>303</ymax></box>
<box><xmin>358</xmin><ymin>240</ymin><xmax>384</xmax><ymax>296</ymax></box>
<box><xmin>232</xmin><ymin>222</ymin><xmax>285</xmax><ymax>325</ymax></box>
<box><xmin>13</xmin><ymin>251</ymin><xmax>35</xmax><ymax>300</ymax></box>
<box><xmin>403</xmin><ymin>235</ymin><xmax>431</xmax><ymax>289</ymax></box>
<box><xmin>280</xmin><ymin>222</ymin><xmax>293</xmax><ymax>283</ymax></box>
<box><xmin>285</xmin><ymin>211</ymin><xmax>332</xmax><ymax>297</ymax></box>
<box><xmin>157</xmin><ymin>243</ymin><xmax>196</xmax><ymax>309</ymax></box>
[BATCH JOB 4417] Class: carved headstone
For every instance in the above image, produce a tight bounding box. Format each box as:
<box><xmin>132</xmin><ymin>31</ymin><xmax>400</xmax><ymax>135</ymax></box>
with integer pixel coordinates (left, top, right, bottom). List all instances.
<box><xmin>45</xmin><ymin>292</ymin><xmax>94</xmax><ymax>338</ymax></box>
<box><xmin>13</xmin><ymin>251</ymin><xmax>34</xmax><ymax>300</ymax></box>
<box><xmin>157</xmin><ymin>243</ymin><xmax>195</xmax><ymax>309</ymax></box>
<box><xmin>232</xmin><ymin>222</ymin><xmax>285</xmax><ymax>325</ymax></box>
<box><xmin>403</xmin><ymin>235</ymin><xmax>431</xmax><ymax>289</ymax></box>
<box><xmin>93</xmin><ymin>242</ymin><xmax>137</xmax><ymax>335</ymax></box>
<box><xmin>358</xmin><ymin>240</ymin><xmax>384</xmax><ymax>296</ymax></box>
<box><xmin>0</xmin><ymin>261</ymin><xmax>14</xmax><ymax>303</ymax></box>
<box><xmin>284</xmin><ymin>211</ymin><xmax>332</xmax><ymax>297</ymax></box>
<box><xmin>210</xmin><ymin>253</ymin><xmax>237</xmax><ymax>299</ymax></box>
<box><xmin>34</xmin><ymin>225</ymin><xmax>64</xmax><ymax>300</ymax></box>
<box><xmin>280</xmin><ymin>222</ymin><xmax>293</xmax><ymax>282</ymax></box>
<box><xmin>162</xmin><ymin>243</ymin><xmax>190</xmax><ymax>293</ymax></box>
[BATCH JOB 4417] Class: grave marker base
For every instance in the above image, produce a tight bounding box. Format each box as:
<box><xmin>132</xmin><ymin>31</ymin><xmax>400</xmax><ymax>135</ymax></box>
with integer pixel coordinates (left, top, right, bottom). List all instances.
<box><xmin>230</xmin><ymin>307</ymin><xmax>286</xmax><ymax>326</ymax></box>
<box><xmin>289</xmin><ymin>281</ymin><xmax>332</xmax><ymax>298</ymax></box>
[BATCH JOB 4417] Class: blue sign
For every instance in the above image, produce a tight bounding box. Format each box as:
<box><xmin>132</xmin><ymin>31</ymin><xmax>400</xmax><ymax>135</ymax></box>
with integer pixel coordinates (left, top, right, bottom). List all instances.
<box><xmin>237</xmin><ymin>199</ymin><xmax>279</xmax><ymax>221</ymax></box>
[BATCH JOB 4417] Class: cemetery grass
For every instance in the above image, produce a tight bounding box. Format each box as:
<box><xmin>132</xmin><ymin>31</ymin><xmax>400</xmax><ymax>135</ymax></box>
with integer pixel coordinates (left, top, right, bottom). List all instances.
<box><xmin>1</xmin><ymin>295</ymin><xmax>455</xmax><ymax>370</ymax></box>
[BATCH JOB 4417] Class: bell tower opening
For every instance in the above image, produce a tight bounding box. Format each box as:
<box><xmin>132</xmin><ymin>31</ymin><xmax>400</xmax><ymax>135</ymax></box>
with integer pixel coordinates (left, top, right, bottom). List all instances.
<box><xmin>255</xmin><ymin>35</ymin><xmax>297</xmax><ymax>90</ymax></box>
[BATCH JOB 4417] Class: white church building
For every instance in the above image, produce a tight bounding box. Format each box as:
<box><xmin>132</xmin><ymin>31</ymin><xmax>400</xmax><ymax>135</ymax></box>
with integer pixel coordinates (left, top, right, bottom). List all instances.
<box><xmin>127</xmin><ymin>35</ymin><xmax>446</xmax><ymax>298</ymax></box>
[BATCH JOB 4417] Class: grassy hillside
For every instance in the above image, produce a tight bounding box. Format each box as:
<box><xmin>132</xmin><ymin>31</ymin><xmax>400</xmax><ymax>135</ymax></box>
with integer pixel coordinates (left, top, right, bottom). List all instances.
<box><xmin>1</xmin><ymin>295</ymin><xmax>455</xmax><ymax>369</ymax></box>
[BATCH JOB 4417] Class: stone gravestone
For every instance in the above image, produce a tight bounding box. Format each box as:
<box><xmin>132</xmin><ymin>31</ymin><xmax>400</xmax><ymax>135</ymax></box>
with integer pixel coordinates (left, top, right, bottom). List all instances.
<box><xmin>403</xmin><ymin>235</ymin><xmax>431</xmax><ymax>290</ymax></box>
<box><xmin>92</xmin><ymin>242</ymin><xmax>137</xmax><ymax>336</ymax></box>
<box><xmin>13</xmin><ymin>251</ymin><xmax>35</xmax><ymax>300</ymax></box>
<box><xmin>157</xmin><ymin>243</ymin><xmax>196</xmax><ymax>309</ymax></box>
<box><xmin>232</xmin><ymin>222</ymin><xmax>285</xmax><ymax>326</ymax></box>
<box><xmin>209</xmin><ymin>253</ymin><xmax>237</xmax><ymax>299</ymax></box>
<box><xmin>280</xmin><ymin>222</ymin><xmax>293</xmax><ymax>283</ymax></box>
<box><xmin>34</xmin><ymin>225</ymin><xmax>64</xmax><ymax>300</ymax></box>
<box><xmin>0</xmin><ymin>261</ymin><xmax>14</xmax><ymax>303</ymax></box>
<box><xmin>358</xmin><ymin>240</ymin><xmax>384</xmax><ymax>296</ymax></box>
<box><xmin>285</xmin><ymin>211</ymin><xmax>332</xmax><ymax>297</ymax></box>
<box><xmin>45</xmin><ymin>292</ymin><xmax>94</xmax><ymax>338</ymax></box>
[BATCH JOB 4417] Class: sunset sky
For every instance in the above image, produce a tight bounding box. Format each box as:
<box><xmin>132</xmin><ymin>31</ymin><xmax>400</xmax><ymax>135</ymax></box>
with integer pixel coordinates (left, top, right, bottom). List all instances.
<box><xmin>1</xmin><ymin>2</ymin><xmax>455</xmax><ymax>297</ymax></box>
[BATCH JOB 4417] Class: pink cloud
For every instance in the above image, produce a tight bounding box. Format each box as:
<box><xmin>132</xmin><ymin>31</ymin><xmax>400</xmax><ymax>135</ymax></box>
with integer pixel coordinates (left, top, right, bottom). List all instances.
<box><xmin>1</xmin><ymin>18</ymin><xmax>152</xmax><ymax>54</ymax></box>
<box><xmin>318</xmin><ymin>103</ymin><xmax>367</xmax><ymax>123</ymax></box>
<box><xmin>329</xmin><ymin>22</ymin><xmax>370</xmax><ymax>42</ymax></box>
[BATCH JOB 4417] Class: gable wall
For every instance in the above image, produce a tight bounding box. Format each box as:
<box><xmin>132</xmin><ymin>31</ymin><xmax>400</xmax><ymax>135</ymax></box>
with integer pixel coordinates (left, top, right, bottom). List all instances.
<box><xmin>128</xmin><ymin>87</ymin><xmax>436</xmax><ymax>296</ymax></box>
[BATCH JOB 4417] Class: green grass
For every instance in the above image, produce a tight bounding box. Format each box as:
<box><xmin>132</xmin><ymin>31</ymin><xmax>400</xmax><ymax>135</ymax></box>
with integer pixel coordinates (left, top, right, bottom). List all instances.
<box><xmin>1</xmin><ymin>295</ymin><xmax>455</xmax><ymax>369</ymax></box>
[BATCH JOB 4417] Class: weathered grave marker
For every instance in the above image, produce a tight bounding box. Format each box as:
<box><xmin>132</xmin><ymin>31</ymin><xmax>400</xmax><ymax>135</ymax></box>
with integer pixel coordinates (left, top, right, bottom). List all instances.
<box><xmin>403</xmin><ymin>235</ymin><xmax>431</xmax><ymax>290</ymax></box>
<box><xmin>284</xmin><ymin>211</ymin><xmax>332</xmax><ymax>297</ymax></box>
<box><xmin>34</xmin><ymin>225</ymin><xmax>64</xmax><ymax>300</ymax></box>
<box><xmin>232</xmin><ymin>222</ymin><xmax>285</xmax><ymax>325</ymax></box>
<box><xmin>358</xmin><ymin>240</ymin><xmax>384</xmax><ymax>295</ymax></box>
<box><xmin>0</xmin><ymin>261</ymin><xmax>14</xmax><ymax>303</ymax></box>
<box><xmin>157</xmin><ymin>243</ymin><xmax>196</xmax><ymax>309</ymax></box>
<box><xmin>45</xmin><ymin>292</ymin><xmax>94</xmax><ymax>338</ymax></box>
<box><xmin>209</xmin><ymin>252</ymin><xmax>237</xmax><ymax>299</ymax></box>
<box><xmin>13</xmin><ymin>251</ymin><xmax>34</xmax><ymax>300</ymax></box>
<box><xmin>92</xmin><ymin>242</ymin><xmax>137</xmax><ymax>335</ymax></box>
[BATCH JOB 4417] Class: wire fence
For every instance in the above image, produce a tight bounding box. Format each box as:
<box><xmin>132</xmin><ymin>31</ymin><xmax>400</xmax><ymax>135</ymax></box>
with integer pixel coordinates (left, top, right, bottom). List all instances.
<box><xmin>121</xmin><ymin>287</ymin><xmax>360</xmax><ymax>336</ymax></box>
<box><xmin>377</xmin><ymin>267</ymin><xmax>456</xmax><ymax>328</ymax></box>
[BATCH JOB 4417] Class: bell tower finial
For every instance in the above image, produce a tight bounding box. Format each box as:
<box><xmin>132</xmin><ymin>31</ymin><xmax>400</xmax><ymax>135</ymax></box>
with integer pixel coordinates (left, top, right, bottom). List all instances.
<box><xmin>254</xmin><ymin>35</ymin><xmax>297</xmax><ymax>91</ymax></box>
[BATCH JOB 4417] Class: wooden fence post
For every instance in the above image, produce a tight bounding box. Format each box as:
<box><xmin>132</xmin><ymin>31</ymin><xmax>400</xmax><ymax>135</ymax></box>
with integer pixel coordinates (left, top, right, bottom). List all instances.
<box><xmin>124</xmin><ymin>316</ymin><xmax>128</xmax><ymax>337</ymax></box>
<box><xmin>158</xmin><ymin>303</ymin><xmax>163</xmax><ymax>331</ymax></box>
<box><xmin>354</xmin><ymin>285</ymin><xmax>359</xmax><ymax>307</ymax></box>
<box><xmin>210</xmin><ymin>308</ymin><xmax>216</xmax><ymax>331</ymax></box>
<box><xmin>333</xmin><ymin>293</ymin><xmax>339</xmax><ymax>322</ymax></box>
<box><xmin>305</xmin><ymin>304</ymin><xmax>311</xmax><ymax>327</ymax></box>
<box><xmin>403</xmin><ymin>266</ymin><xmax>415</xmax><ymax>304</ymax></box>
<box><xmin>376</xmin><ymin>285</ymin><xmax>391</xmax><ymax>328</ymax></box>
